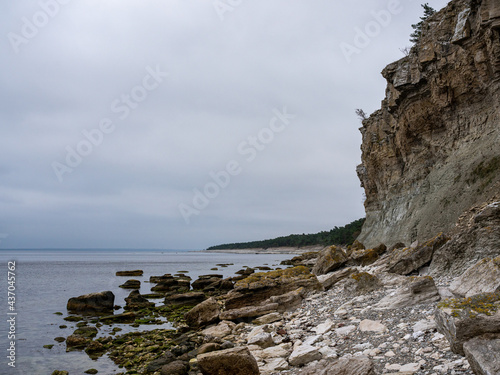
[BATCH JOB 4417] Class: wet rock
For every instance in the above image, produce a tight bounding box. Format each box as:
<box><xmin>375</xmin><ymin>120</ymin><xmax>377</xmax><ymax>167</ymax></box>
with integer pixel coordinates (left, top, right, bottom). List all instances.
<box><xmin>146</xmin><ymin>351</ymin><xmax>176</xmax><ymax>372</ymax></box>
<box><xmin>99</xmin><ymin>311</ymin><xmax>136</xmax><ymax>323</ymax></box>
<box><xmin>160</xmin><ymin>360</ymin><xmax>189</xmax><ymax>375</ymax></box>
<box><xmin>185</xmin><ymin>297</ymin><xmax>220</xmax><ymax>328</ymax></box>
<box><xmin>197</xmin><ymin>346</ymin><xmax>260</xmax><ymax>375</ymax></box>
<box><xmin>164</xmin><ymin>291</ymin><xmax>206</xmax><ymax>307</ymax></box>
<box><xmin>463</xmin><ymin>334</ymin><xmax>500</xmax><ymax>375</ymax></box>
<box><xmin>124</xmin><ymin>290</ymin><xmax>155</xmax><ymax>310</ymax></box>
<box><xmin>449</xmin><ymin>256</ymin><xmax>500</xmax><ymax>298</ymax></box>
<box><xmin>116</xmin><ymin>270</ymin><xmax>143</xmax><ymax>276</ymax></box>
<box><xmin>119</xmin><ymin>279</ymin><xmax>140</xmax><ymax>289</ymax></box>
<box><xmin>434</xmin><ymin>292</ymin><xmax>500</xmax><ymax>355</ymax></box>
<box><xmin>376</xmin><ymin>276</ymin><xmax>440</xmax><ymax>309</ymax></box>
<box><xmin>220</xmin><ymin>303</ymin><xmax>279</xmax><ymax>321</ymax></box>
<box><xmin>67</xmin><ymin>291</ymin><xmax>115</xmax><ymax>314</ymax></box>
<box><xmin>51</xmin><ymin>371</ymin><xmax>69</xmax><ymax>375</ymax></box>
<box><xmin>192</xmin><ymin>274</ymin><xmax>224</xmax><ymax>291</ymax></box>
<box><xmin>312</xmin><ymin>246</ymin><xmax>348</xmax><ymax>276</ymax></box>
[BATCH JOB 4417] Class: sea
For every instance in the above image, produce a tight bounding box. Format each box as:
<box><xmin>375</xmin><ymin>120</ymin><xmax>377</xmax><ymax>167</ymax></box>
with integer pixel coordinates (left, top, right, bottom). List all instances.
<box><xmin>0</xmin><ymin>249</ymin><xmax>293</xmax><ymax>375</ymax></box>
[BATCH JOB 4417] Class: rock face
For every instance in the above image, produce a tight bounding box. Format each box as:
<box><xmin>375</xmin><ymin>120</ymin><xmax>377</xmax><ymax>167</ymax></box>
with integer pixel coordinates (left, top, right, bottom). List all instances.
<box><xmin>375</xmin><ymin>276</ymin><xmax>440</xmax><ymax>310</ymax></box>
<box><xmin>357</xmin><ymin>0</ymin><xmax>500</xmax><ymax>249</ymax></box>
<box><xmin>463</xmin><ymin>334</ymin><xmax>500</xmax><ymax>375</ymax></box>
<box><xmin>67</xmin><ymin>291</ymin><xmax>115</xmax><ymax>314</ymax></box>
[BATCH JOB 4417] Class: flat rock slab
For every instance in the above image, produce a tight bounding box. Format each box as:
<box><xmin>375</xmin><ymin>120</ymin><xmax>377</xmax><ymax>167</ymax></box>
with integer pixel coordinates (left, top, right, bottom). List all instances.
<box><xmin>116</xmin><ymin>270</ymin><xmax>143</xmax><ymax>276</ymax></box>
<box><xmin>449</xmin><ymin>256</ymin><xmax>500</xmax><ymax>298</ymax></box>
<box><xmin>288</xmin><ymin>344</ymin><xmax>322</xmax><ymax>366</ymax></box>
<box><xmin>359</xmin><ymin>319</ymin><xmax>388</xmax><ymax>333</ymax></box>
<box><xmin>464</xmin><ymin>335</ymin><xmax>500</xmax><ymax>375</ymax></box>
<box><xmin>376</xmin><ymin>277</ymin><xmax>440</xmax><ymax>309</ymax></box>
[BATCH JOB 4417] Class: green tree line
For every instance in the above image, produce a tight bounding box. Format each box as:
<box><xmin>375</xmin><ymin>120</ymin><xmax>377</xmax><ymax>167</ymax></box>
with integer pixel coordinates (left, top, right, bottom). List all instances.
<box><xmin>207</xmin><ymin>218</ymin><xmax>365</xmax><ymax>250</ymax></box>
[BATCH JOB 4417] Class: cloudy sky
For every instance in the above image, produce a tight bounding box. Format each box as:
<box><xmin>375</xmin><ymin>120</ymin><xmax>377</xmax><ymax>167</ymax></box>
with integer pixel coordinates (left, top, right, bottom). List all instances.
<box><xmin>0</xmin><ymin>0</ymin><xmax>449</xmax><ymax>250</ymax></box>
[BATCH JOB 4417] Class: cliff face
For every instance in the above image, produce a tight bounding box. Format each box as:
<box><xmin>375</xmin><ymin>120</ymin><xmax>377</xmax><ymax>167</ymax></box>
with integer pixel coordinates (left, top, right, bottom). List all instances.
<box><xmin>357</xmin><ymin>0</ymin><xmax>500</xmax><ymax>248</ymax></box>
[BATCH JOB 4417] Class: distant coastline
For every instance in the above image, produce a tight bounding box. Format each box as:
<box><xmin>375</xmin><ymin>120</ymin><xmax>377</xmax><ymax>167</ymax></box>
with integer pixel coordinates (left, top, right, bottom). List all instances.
<box><xmin>205</xmin><ymin>244</ymin><xmax>326</xmax><ymax>254</ymax></box>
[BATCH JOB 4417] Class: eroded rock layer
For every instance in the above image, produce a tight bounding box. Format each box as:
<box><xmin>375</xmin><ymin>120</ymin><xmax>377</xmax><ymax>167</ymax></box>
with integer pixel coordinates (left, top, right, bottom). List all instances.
<box><xmin>357</xmin><ymin>0</ymin><xmax>500</xmax><ymax>248</ymax></box>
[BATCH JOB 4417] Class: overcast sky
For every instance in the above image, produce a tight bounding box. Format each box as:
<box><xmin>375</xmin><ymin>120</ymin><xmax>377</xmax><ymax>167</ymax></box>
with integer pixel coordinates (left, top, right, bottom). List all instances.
<box><xmin>0</xmin><ymin>0</ymin><xmax>450</xmax><ymax>250</ymax></box>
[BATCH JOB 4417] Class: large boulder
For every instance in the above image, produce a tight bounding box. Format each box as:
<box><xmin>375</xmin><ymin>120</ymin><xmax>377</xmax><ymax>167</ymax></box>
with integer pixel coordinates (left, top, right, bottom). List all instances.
<box><xmin>185</xmin><ymin>297</ymin><xmax>220</xmax><ymax>328</ymax></box>
<box><xmin>463</xmin><ymin>334</ymin><xmax>500</xmax><ymax>375</ymax></box>
<box><xmin>119</xmin><ymin>279</ymin><xmax>141</xmax><ymax>289</ymax></box>
<box><xmin>386</xmin><ymin>233</ymin><xmax>449</xmax><ymax>275</ymax></box>
<box><xmin>116</xmin><ymin>270</ymin><xmax>143</xmax><ymax>276</ymax></box>
<box><xmin>375</xmin><ymin>276</ymin><xmax>440</xmax><ymax>309</ymax></box>
<box><xmin>449</xmin><ymin>256</ymin><xmax>500</xmax><ymax>298</ymax></box>
<box><xmin>317</xmin><ymin>267</ymin><xmax>356</xmax><ymax>291</ymax></box>
<box><xmin>164</xmin><ymin>292</ymin><xmax>206</xmax><ymax>307</ymax></box>
<box><xmin>67</xmin><ymin>291</ymin><xmax>115</xmax><ymax>314</ymax></box>
<box><xmin>312</xmin><ymin>246</ymin><xmax>348</xmax><ymax>276</ymax></box>
<box><xmin>225</xmin><ymin>266</ymin><xmax>322</xmax><ymax>310</ymax></box>
<box><xmin>192</xmin><ymin>274</ymin><xmax>224</xmax><ymax>291</ymax></box>
<box><xmin>124</xmin><ymin>290</ymin><xmax>155</xmax><ymax>310</ymax></box>
<box><xmin>197</xmin><ymin>346</ymin><xmax>260</xmax><ymax>375</ymax></box>
<box><xmin>434</xmin><ymin>292</ymin><xmax>500</xmax><ymax>355</ymax></box>
<box><xmin>343</xmin><ymin>272</ymin><xmax>381</xmax><ymax>296</ymax></box>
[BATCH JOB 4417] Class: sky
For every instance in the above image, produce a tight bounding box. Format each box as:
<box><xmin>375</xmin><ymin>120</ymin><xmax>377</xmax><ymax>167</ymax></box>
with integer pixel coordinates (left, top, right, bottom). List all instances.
<box><xmin>0</xmin><ymin>0</ymin><xmax>450</xmax><ymax>250</ymax></box>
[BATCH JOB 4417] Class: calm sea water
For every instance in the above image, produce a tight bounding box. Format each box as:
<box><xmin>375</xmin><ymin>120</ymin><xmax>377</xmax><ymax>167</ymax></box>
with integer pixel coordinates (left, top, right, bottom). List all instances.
<box><xmin>0</xmin><ymin>249</ymin><xmax>292</xmax><ymax>375</ymax></box>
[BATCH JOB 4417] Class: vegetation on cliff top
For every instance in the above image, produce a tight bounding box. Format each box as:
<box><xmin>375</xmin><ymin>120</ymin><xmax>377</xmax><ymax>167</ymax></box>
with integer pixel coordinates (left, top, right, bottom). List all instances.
<box><xmin>207</xmin><ymin>218</ymin><xmax>365</xmax><ymax>250</ymax></box>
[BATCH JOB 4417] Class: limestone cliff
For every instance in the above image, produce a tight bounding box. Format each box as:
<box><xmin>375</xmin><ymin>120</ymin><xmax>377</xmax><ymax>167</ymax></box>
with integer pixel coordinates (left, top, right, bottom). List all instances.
<box><xmin>357</xmin><ymin>0</ymin><xmax>500</xmax><ymax>248</ymax></box>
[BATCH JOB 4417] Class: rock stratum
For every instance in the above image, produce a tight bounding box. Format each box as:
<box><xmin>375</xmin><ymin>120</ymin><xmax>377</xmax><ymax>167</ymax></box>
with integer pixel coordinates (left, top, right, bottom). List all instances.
<box><xmin>357</xmin><ymin>0</ymin><xmax>500</xmax><ymax>249</ymax></box>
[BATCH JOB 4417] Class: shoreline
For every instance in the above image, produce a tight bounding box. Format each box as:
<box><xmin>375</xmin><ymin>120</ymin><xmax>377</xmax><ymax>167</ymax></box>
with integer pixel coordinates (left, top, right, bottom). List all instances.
<box><xmin>204</xmin><ymin>245</ymin><xmax>326</xmax><ymax>254</ymax></box>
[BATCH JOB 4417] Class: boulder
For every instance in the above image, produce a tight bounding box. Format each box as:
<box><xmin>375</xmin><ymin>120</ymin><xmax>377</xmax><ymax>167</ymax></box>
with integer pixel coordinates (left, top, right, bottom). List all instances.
<box><xmin>197</xmin><ymin>346</ymin><xmax>260</xmax><ymax>375</ymax></box>
<box><xmin>247</xmin><ymin>332</ymin><xmax>274</xmax><ymax>348</ymax></box>
<box><xmin>312</xmin><ymin>246</ymin><xmax>348</xmax><ymax>276</ymax></box>
<box><xmin>463</xmin><ymin>334</ymin><xmax>500</xmax><ymax>375</ymax></box>
<box><xmin>387</xmin><ymin>233</ymin><xmax>449</xmax><ymax>275</ymax></box>
<box><xmin>201</xmin><ymin>321</ymin><xmax>235</xmax><ymax>339</ymax></box>
<box><xmin>164</xmin><ymin>292</ymin><xmax>206</xmax><ymax>307</ymax></box>
<box><xmin>67</xmin><ymin>291</ymin><xmax>115</xmax><ymax>314</ymax></box>
<box><xmin>375</xmin><ymin>276</ymin><xmax>440</xmax><ymax>309</ymax></box>
<box><xmin>252</xmin><ymin>312</ymin><xmax>282</xmax><ymax>325</ymax></box>
<box><xmin>343</xmin><ymin>272</ymin><xmax>381</xmax><ymax>296</ymax></box>
<box><xmin>160</xmin><ymin>360</ymin><xmax>189</xmax><ymax>375</ymax></box>
<box><xmin>119</xmin><ymin>279</ymin><xmax>141</xmax><ymax>289</ymax></box>
<box><xmin>192</xmin><ymin>274</ymin><xmax>224</xmax><ymax>291</ymax></box>
<box><xmin>359</xmin><ymin>319</ymin><xmax>388</xmax><ymax>333</ymax></box>
<box><xmin>185</xmin><ymin>297</ymin><xmax>220</xmax><ymax>328</ymax></box>
<box><xmin>219</xmin><ymin>303</ymin><xmax>279</xmax><ymax>321</ymax></box>
<box><xmin>348</xmin><ymin>248</ymin><xmax>380</xmax><ymax>267</ymax></box>
<box><xmin>449</xmin><ymin>256</ymin><xmax>500</xmax><ymax>298</ymax></box>
<box><xmin>116</xmin><ymin>270</ymin><xmax>143</xmax><ymax>276</ymax></box>
<box><xmin>124</xmin><ymin>290</ymin><xmax>155</xmax><ymax>310</ymax></box>
<box><xmin>146</xmin><ymin>351</ymin><xmax>176</xmax><ymax>372</ymax></box>
<box><xmin>317</xmin><ymin>267</ymin><xmax>356</xmax><ymax>291</ymax></box>
<box><xmin>288</xmin><ymin>344</ymin><xmax>322</xmax><ymax>366</ymax></box>
<box><xmin>99</xmin><ymin>312</ymin><xmax>136</xmax><ymax>323</ymax></box>
<box><xmin>434</xmin><ymin>292</ymin><xmax>500</xmax><ymax>355</ymax></box>
<box><xmin>224</xmin><ymin>266</ymin><xmax>321</xmax><ymax>310</ymax></box>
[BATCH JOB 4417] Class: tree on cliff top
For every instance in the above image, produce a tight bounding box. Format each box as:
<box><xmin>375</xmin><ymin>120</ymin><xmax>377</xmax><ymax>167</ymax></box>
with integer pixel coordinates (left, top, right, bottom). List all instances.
<box><xmin>410</xmin><ymin>3</ymin><xmax>436</xmax><ymax>44</ymax></box>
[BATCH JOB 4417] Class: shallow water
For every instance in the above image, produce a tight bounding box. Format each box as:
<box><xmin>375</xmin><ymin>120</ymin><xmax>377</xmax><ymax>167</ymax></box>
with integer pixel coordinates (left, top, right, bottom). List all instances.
<box><xmin>0</xmin><ymin>249</ymin><xmax>291</xmax><ymax>375</ymax></box>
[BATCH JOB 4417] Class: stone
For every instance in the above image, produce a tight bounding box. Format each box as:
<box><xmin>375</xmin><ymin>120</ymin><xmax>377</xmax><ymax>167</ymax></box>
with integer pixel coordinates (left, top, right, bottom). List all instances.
<box><xmin>399</xmin><ymin>363</ymin><xmax>421</xmax><ymax>373</ymax></box>
<box><xmin>386</xmin><ymin>234</ymin><xmax>449</xmax><ymax>275</ymax></box>
<box><xmin>164</xmin><ymin>292</ymin><xmax>206</xmax><ymax>307</ymax></box>
<box><xmin>146</xmin><ymin>351</ymin><xmax>176</xmax><ymax>372</ymax></box>
<box><xmin>116</xmin><ymin>270</ymin><xmax>143</xmax><ymax>276</ymax></box>
<box><xmin>261</xmin><ymin>343</ymin><xmax>292</xmax><ymax>359</ymax></box>
<box><xmin>224</xmin><ymin>266</ymin><xmax>322</xmax><ymax>311</ymax></box>
<box><xmin>261</xmin><ymin>357</ymin><xmax>288</xmax><ymax>372</ymax></box>
<box><xmin>312</xmin><ymin>246</ymin><xmax>348</xmax><ymax>275</ymax></box>
<box><xmin>202</xmin><ymin>321</ymin><xmax>235</xmax><ymax>339</ymax></box>
<box><xmin>197</xmin><ymin>346</ymin><xmax>260</xmax><ymax>375</ymax></box>
<box><xmin>308</xmin><ymin>355</ymin><xmax>375</xmax><ymax>375</ymax></box>
<box><xmin>191</xmin><ymin>274</ymin><xmax>224</xmax><ymax>291</ymax></box>
<box><xmin>197</xmin><ymin>343</ymin><xmax>222</xmax><ymax>355</ymax></box>
<box><xmin>99</xmin><ymin>312</ymin><xmax>136</xmax><ymax>323</ymax></box>
<box><xmin>348</xmin><ymin>248</ymin><xmax>380</xmax><ymax>267</ymax></box>
<box><xmin>185</xmin><ymin>297</ymin><xmax>220</xmax><ymax>328</ymax></box>
<box><xmin>412</xmin><ymin>319</ymin><xmax>436</xmax><ymax>333</ymax></box>
<box><xmin>219</xmin><ymin>303</ymin><xmax>279</xmax><ymax>321</ymax></box>
<box><xmin>343</xmin><ymin>272</ymin><xmax>381</xmax><ymax>295</ymax></box>
<box><xmin>463</xmin><ymin>334</ymin><xmax>500</xmax><ymax>375</ymax></box>
<box><xmin>359</xmin><ymin>319</ymin><xmax>388</xmax><ymax>333</ymax></box>
<box><xmin>317</xmin><ymin>268</ymin><xmax>356</xmax><ymax>290</ymax></box>
<box><xmin>67</xmin><ymin>291</ymin><xmax>115</xmax><ymax>314</ymax></box>
<box><xmin>434</xmin><ymin>293</ymin><xmax>500</xmax><ymax>355</ymax></box>
<box><xmin>52</xmin><ymin>372</ymin><xmax>69</xmax><ymax>375</ymax></box>
<box><xmin>288</xmin><ymin>344</ymin><xmax>322</xmax><ymax>366</ymax></box>
<box><xmin>124</xmin><ymin>290</ymin><xmax>154</xmax><ymax>310</ymax></box>
<box><xmin>449</xmin><ymin>257</ymin><xmax>500</xmax><ymax>298</ymax></box>
<box><xmin>376</xmin><ymin>276</ymin><xmax>440</xmax><ymax>309</ymax></box>
<box><xmin>252</xmin><ymin>312</ymin><xmax>282</xmax><ymax>325</ymax></box>
<box><xmin>160</xmin><ymin>360</ymin><xmax>189</xmax><ymax>375</ymax></box>
<box><xmin>335</xmin><ymin>325</ymin><xmax>356</xmax><ymax>336</ymax></box>
<box><xmin>451</xmin><ymin>8</ymin><xmax>471</xmax><ymax>44</ymax></box>
<box><xmin>313</xmin><ymin>319</ymin><xmax>335</xmax><ymax>335</ymax></box>
<box><xmin>119</xmin><ymin>279</ymin><xmax>140</xmax><ymax>289</ymax></box>
<box><xmin>247</xmin><ymin>332</ymin><xmax>274</xmax><ymax>349</ymax></box>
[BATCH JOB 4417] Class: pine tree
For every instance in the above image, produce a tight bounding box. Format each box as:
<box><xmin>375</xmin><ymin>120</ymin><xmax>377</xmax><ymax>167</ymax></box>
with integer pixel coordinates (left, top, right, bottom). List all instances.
<box><xmin>410</xmin><ymin>3</ymin><xmax>436</xmax><ymax>44</ymax></box>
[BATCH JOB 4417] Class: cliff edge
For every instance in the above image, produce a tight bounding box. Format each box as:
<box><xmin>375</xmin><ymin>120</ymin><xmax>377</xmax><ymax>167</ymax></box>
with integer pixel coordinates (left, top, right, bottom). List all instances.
<box><xmin>357</xmin><ymin>0</ymin><xmax>500</xmax><ymax>249</ymax></box>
